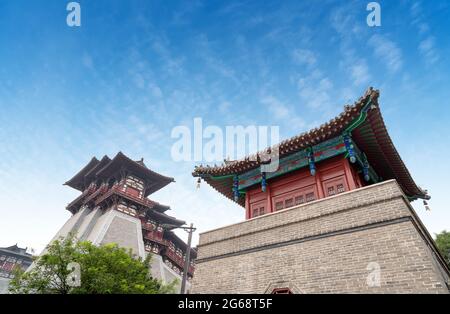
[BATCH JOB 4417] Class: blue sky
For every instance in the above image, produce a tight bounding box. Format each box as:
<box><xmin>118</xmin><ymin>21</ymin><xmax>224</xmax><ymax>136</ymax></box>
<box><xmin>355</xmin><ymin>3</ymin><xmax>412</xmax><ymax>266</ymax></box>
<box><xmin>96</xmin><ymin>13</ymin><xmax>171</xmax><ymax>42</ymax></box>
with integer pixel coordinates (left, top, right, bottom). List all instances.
<box><xmin>0</xmin><ymin>0</ymin><xmax>449</xmax><ymax>253</ymax></box>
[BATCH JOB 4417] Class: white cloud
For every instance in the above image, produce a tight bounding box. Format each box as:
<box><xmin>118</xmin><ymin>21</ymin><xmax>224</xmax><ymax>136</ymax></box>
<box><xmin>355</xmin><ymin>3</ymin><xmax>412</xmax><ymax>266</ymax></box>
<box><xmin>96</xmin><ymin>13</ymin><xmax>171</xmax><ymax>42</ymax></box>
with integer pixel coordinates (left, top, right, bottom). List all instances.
<box><xmin>350</xmin><ymin>60</ymin><xmax>370</xmax><ymax>86</ymax></box>
<box><xmin>219</xmin><ymin>101</ymin><xmax>232</xmax><ymax>113</ymax></box>
<box><xmin>368</xmin><ymin>34</ymin><xmax>403</xmax><ymax>73</ymax></box>
<box><xmin>82</xmin><ymin>53</ymin><xmax>94</xmax><ymax>70</ymax></box>
<box><xmin>261</xmin><ymin>95</ymin><xmax>289</xmax><ymax>119</ymax></box>
<box><xmin>148</xmin><ymin>82</ymin><xmax>163</xmax><ymax>98</ymax></box>
<box><xmin>261</xmin><ymin>95</ymin><xmax>305</xmax><ymax>128</ymax></box>
<box><xmin>292</xmin><ymin>49</ymin><xmax>317</xmax><ymax>66</ymax></box>
<box><xmin>151</xmin><ymin>38</ymin><xmax>185</xmax><ymax>76</ymax></box>
<box><xmin>133</xmin><ymin>73</ymin><xmax>145</xmax><ymax>89</ymax></box>
<box><xmin>297</xmin><ymin>70</ymin><xmax>333</xmax><ymax>109</ymax></box>
<box><xmin>419</xmin><ymin>36</ymin><xmax>439</xmax><ymax>65</ymax></box>
<box><xmin>409</xmin><ymin>1</ymin><xmax>439</xmax><ymax>66</ymax></box>
<box><xmin>417</xmin><ymin>22</ymin><xmax>430</xmax><ymax>35</ymax></box>
<box><xmin>196</xmin><ymin>34</ymin><xmax>239</xmax><ymax>84</ymax></box>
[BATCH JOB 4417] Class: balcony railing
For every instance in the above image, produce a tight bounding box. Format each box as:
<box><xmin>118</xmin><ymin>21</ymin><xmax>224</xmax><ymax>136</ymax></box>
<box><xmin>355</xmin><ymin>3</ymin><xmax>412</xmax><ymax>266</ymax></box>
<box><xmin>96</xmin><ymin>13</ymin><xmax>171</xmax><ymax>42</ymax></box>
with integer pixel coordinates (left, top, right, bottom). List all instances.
<box><xmin>163</xmin><ymin>249</ymin><xmax>195</xmax><ymax>275</ymax></box>
<box><xmin>95</xmin><ymin>185</ymin><xmax>147</xmax><ymax>207</ymax></box>
<box><xmin>143</xmin><ymin>231</ymin><xmax>167</xmax><ymax>246</ymax></box>
<box><xmin>83</xmin><ymin>185</ymin><xmax>108</xmax><ymax>204</ymax></box>
<box><xmin>74</xmin><ymin>184</ymin><xmax>196</xmax><ymax>275</ymax></box>
<box><xmin>66</xmin><ymin>184</ymin><xmax>99</xmax><ymax>210</ymax></box>
<box><xmin>143</xmin><ymin>232</ymin><xmax>195</xmax><ymax>275</ymax></box>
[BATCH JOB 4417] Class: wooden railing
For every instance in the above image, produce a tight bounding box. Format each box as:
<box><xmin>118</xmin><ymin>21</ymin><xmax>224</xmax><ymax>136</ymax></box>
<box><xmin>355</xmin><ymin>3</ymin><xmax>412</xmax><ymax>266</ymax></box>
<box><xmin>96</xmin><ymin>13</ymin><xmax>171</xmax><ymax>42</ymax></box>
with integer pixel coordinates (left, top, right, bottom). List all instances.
<box><xmin>66</xmin><ymin>184</ymin><xmax>99</xmax><ymax>209</ymax></box>
<box><xmin>83</xmin><ymin>185</ymin><xmax>108</xmax><ymax>204</ymax></box>
<box><xmin>95</xmin><ymin>185</ymin><xmax>144</xmax><ymax>206</ymax></box>
<box><xmin>92</xmin><ymin>186</ymin><xmax>196</xmax><ymax>275</ymax></box>
<box><xmin>164</xmin><ymin>249</ymin><xmax>195</xmax><ymax>275</ymax></box>
<box><xmin>143</xmin><ymin>231</ymin><xmax>167</xmax><ymax>246</ymax></box>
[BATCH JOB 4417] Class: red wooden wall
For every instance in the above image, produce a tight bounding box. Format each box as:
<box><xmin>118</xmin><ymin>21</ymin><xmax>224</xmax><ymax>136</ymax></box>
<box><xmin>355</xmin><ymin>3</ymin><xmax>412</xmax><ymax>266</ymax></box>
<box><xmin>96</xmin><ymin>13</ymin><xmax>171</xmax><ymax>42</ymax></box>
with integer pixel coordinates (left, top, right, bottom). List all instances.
<box><xmin>245</xmin><ymin>156</ymin><xmax>364</xmax><ymax>219</ymax></box>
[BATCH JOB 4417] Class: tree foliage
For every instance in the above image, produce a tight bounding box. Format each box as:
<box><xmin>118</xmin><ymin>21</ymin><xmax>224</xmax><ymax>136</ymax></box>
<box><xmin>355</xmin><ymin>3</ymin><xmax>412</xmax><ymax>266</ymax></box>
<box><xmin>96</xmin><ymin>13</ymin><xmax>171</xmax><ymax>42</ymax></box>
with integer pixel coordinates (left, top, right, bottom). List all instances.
<box><xmin>435</xmin><ymin>230</ymin><xmax>450</xmax><ymax>268</ymax></box>
<box><xmin>9</xmin><ymin>235</ymin><xmax>176</xmax><ymax>294</ymax></box>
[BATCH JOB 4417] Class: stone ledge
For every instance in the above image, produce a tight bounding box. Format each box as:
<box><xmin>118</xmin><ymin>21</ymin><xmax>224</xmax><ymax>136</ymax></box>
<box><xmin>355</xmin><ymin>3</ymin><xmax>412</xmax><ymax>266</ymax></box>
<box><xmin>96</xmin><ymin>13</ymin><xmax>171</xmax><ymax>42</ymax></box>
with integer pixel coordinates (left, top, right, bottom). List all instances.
<box><xmin>197</xmin><ymin>216</ymin><xmax>412</xmax><ymax>263</ymax></box>
<box><xmin>199</xmin><ymin>179</ymin><xmax>405</xmax><ymax>246</ymax></box>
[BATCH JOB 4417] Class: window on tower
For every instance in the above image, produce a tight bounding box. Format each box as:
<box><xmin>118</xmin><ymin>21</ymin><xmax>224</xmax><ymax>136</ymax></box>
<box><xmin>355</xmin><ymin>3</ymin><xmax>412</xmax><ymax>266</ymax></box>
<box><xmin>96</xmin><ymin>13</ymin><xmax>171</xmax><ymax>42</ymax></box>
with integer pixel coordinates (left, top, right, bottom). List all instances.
<box><xmin>275</xmin><ymin>201</ymin><xmax>284</xmax><ymax>211</ymax></box>
<box><xmin>259</xmin><ymin>207</ymin><xmax>265</xmax><ymax>216</ymax></box>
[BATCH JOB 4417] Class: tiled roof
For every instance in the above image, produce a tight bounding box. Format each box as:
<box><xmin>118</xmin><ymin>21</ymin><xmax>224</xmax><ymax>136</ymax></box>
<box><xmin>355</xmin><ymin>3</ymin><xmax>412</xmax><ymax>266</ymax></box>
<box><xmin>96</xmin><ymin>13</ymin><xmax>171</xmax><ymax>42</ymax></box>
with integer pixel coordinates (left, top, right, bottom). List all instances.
<box><xmin>193</xmin><ymin>87</ymin><xmax>429</xmax><ymax>204</ymax></box>
<box><xmin>65</xmin><ymin>152</ymin><xmax>174</xmax><ymax>196</ymax></box>
<box><xmin>96</xmin><ymin>152</ymin><xmax>174</xmax><ymax>195</ymax></box>
<box><xmin>64</xmin><ymin>157</ymin><xmax>99</xmax><ymax>191</ymax></box>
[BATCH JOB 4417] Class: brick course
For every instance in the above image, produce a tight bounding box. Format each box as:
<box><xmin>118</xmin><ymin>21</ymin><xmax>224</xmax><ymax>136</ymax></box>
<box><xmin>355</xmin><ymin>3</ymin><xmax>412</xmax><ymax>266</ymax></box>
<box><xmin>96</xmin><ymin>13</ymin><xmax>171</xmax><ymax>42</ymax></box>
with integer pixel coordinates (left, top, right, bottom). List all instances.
<box><xmin>192</xmin><ymin>180</ymin><xmax>450</xmax><ymax>294</ymax></box>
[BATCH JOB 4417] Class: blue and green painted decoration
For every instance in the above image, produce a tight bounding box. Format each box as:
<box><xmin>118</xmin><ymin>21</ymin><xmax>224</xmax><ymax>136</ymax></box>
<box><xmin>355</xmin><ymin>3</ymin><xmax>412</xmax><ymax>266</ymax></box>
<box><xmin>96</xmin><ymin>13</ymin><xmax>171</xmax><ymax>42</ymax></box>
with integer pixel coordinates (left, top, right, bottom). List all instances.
<box><xmin>202</xmin><ymin>96</ymin><xmax>379</xmax><ymax>196</ymax></box>
<box><xmin>206</xmin><ymin>134</ymin><xmax>379</xmax><ymax>195</ymax></box>
<box><xmin>236</xmin><ymin>136</ymin><xmax>346</xmax><ymax>190</ymax></box>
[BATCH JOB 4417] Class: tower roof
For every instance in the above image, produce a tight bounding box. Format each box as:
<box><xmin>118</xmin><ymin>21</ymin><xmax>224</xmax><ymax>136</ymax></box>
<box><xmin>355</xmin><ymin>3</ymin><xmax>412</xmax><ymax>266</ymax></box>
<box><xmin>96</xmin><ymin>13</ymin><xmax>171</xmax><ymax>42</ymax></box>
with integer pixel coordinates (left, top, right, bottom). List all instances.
<box><xmin>0</xmin><ymin>244</ymin><xmax>32</xmax><ymax>257</ymax></box>
<box><xmin>64</xmin><ymin>157</ymin><xmax>99</xmax><ymax>191</ymax></box>
<box><xmin>193</xmin><ymin>88</ymin><xmax>429</xmax><ymax>205</ymax></box>
<box><xmin>147</xmin><ymin>210</ymin><xmax>186</xmax><ymax>228</ymax></box>
<box><xmin>65</xmin><ymin>152</ymin><xmax>174</xmax><ymax>196</ymax></box>
<box><xmin>83</xmin><ymin>155</ymin><xmax>111</xmax><ymax>184</ymax></box>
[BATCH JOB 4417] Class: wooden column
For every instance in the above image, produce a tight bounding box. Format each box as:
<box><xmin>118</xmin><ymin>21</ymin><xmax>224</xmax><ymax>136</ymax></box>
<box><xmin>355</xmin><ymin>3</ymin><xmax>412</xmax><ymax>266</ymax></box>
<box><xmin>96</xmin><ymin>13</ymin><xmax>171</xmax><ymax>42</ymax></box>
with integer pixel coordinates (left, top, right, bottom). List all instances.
<box><xmin>315</xmin><ymin>170</ymin><xmax>325</xmax><ymax>199</ymax></box>
<box><xmin>245</xmin><ymin>192</ymin><xmax>250</xmax><ymax>220</ymax></box>
<box><xmin>343</xmin><ymin>158</ymin><xmax>357</xmax><ymax>190</ymax></box>
<box><xmin>266</xmin><ymin>184</ymin><xmax>273</xmax><ymax>213</ymax></box>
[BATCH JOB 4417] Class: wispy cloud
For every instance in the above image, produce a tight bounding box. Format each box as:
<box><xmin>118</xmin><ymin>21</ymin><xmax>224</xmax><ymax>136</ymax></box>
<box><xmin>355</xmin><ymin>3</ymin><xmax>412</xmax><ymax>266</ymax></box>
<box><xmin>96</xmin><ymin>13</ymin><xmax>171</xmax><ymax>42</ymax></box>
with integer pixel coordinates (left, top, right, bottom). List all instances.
<box><xmin>292</xmin><ymin>49</ymin><xmax>317</xmax><ymax>66</ymax></box>
<box><xmin>419</xmin><ymin>36</ymin><xmax>439</xmax><ymax>65</ymax></box>
<box><xmin>82</xmin><ymin>52</ymin><xmax>94</xmax><ymax>70</ymax></box>
<box><xmin>1</xmin><ymin>0</ymin><xmax>450</xmax><ymax>251</ymax></box>
<box><xmin>196</xmin><ymin>34</ymin><xmax>240</xmax><ymax>84</ymax></box>
<box><xmin>350</xmin><ymin>60</ymin><xmax>370</xmax><ymax>86</ymax></box>
<box><xmin>261</xmin><ymin>95</ymin><xmax>305</xmax><ymax>130</ymax></box>
<box><xmin>410</xmin><ymin>1</ymin><xmax>440</xmax><ymax>66</ymax></box>
<box><xmin>328</xmin><ymin>3</ymin><xmax>372</xmax><ymax>88</ymax></box>
<box><xmin>148</xmin><ymin>82</ymin><xmax>163</xmax><ymax>98</ymax></box>
<box><xmin>297</xmin><ymin>70</ymin><xmax>333</xmax><ymax>110</ymax></box>
<box><xmin>368</xmin><ymin>34</ymin><xmax>403</xmax><ymax>73</ymax></box>
<box><xmin>152</xmin><ymin>39</ymin><xmax>185</xmax><ymax>76</ymax></box>
<box><xmin>261</xmin><ymin>95</ymin><xmax>289</xmax><ymax>119</ymax></box>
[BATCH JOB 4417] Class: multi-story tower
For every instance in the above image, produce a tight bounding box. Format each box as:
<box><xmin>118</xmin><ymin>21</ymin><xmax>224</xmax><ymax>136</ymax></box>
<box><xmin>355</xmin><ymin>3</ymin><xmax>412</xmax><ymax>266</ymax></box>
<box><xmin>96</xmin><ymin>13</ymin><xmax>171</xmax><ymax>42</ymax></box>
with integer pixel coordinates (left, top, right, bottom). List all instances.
<box><xmin>192</xmin><ymin>88</ymin><xmax>450</xmax><ymax>293</ymax></box>
<box><xmin>49</xmin><ymin>152</ymin><xmax>195</xmax><ymax>287</ymax></box>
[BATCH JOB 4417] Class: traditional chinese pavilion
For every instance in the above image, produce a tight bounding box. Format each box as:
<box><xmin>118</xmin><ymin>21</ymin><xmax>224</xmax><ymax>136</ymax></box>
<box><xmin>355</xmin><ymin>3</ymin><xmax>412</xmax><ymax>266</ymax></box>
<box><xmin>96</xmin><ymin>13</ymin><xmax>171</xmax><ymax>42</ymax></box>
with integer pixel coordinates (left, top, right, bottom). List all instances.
<box><xmin>49</xmin><ymin>152</ymin><xmax>195</xmax><ymax>286</ymax></box>
<box><xmin>0</xmin><ymin>244</ymin><xmax>32</xmax><ymax>294</ymax></box>
<box><xmin>193</xmin><ymin>87</ymin><xmax>429</xmax><ymax>219</ymax></box>
<box><xmin>191</xmin><ymin>88</ymin><xmax>450</xmax><ymax>294</ymax></box>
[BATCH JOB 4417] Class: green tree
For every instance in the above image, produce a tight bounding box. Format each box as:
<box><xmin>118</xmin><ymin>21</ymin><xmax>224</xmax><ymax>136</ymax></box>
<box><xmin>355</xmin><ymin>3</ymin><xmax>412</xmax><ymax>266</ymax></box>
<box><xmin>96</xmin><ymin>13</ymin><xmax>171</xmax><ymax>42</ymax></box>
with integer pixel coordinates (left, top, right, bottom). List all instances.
<box><xmin>9</xmin><ymin>235</ymin><xmax>176</xmax><ymax>294</ymax></box>
<box><xmin>435</xmin><ymin>230</ymin><xmax>450</xmax><ymax>268</ymax></box>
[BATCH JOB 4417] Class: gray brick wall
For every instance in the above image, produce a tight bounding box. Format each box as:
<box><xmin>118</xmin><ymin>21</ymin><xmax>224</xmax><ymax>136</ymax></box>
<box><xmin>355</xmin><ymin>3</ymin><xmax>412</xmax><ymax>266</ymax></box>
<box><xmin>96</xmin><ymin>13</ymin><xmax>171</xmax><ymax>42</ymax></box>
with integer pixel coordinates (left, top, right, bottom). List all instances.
<box><xmin>100</xmin><ymin>216</ymin><xmax>140</xmax><ymax>256</ymax></box>
<box><xmin>0</xmin><ymin>278</ymin><xmax>10</xmax><ymax>294</ymax></box>
<box><xmin>192</xmin><ymin>180</ymin><xmax>450</xmax><ymax>294</ymax></box>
